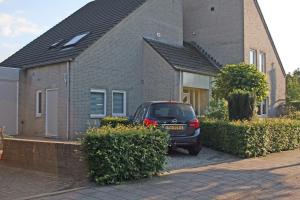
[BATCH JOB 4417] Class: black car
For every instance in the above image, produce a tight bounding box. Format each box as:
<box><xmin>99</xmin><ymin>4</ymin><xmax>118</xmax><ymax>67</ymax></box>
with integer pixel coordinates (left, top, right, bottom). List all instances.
<box><xmin>133</xmin><ymin>101</ymin><xmax>201</xmax><ymax>155</ymax></box>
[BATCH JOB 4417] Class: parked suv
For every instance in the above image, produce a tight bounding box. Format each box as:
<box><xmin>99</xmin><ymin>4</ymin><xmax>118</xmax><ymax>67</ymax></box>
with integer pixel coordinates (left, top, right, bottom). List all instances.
<box><xmin>133</xmin><ymin>102</ymin><xmax>201</xmax><ymax>155</ymax></box>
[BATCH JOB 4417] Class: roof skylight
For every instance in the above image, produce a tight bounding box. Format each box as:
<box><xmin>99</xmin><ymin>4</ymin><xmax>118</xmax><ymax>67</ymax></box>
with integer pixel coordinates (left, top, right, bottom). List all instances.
<box><xmin>63</xmin><ymin>32</ymin><xmax>89</xmax><ymax>48</ymax></box>
<box><xmin>49</xmin><ymin>39</ymin><xmax>64</xmax><ymax>49</ymax></box>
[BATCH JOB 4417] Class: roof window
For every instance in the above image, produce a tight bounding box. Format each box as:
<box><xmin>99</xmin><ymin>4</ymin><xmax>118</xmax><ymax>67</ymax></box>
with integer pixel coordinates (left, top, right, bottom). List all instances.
<box><xmin>63</xmin><ymin>32</ymin><xmax>89</xmax><ymax>48</ymax></box>
<box><xmin>49</xmin><ymin>39</ymin><xmax>64</xmax><ymax>49</ymax></box>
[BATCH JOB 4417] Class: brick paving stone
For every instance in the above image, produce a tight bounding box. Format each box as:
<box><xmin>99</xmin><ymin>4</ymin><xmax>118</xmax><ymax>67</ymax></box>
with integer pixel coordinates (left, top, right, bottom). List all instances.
<box><xmin>2</xmin><ymin>148</ymin><xmax>300</xmax><ymax>200</ymax></box>
<box><xmin>0</xmin><ymin>162</ymin><xmax>89</xmax><ymax>200</ymax></box>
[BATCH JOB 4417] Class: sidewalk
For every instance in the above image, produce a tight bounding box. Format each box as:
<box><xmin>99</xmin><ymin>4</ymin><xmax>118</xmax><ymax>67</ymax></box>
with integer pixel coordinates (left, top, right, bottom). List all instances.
<box><xmin>0</xmin><ymin>163</ymin><xmax>89</xmax><ymax>200</ymax></box>
<box><xmin>36</xmin><ymin>149</ymin><xmax>300</xmax><ymax>200</ymax></box>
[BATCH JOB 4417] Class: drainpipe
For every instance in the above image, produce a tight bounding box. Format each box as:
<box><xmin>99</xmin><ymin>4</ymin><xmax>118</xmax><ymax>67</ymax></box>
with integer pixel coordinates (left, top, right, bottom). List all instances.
<box><xmin>66</xmin><ymin>60</ymin><xmax>71</xmax><ymax>140</ymax></box>
<box><xmin>179</xmin><ymin>70</ymin><xmax>183</xmax><ymax>102</ymax></box>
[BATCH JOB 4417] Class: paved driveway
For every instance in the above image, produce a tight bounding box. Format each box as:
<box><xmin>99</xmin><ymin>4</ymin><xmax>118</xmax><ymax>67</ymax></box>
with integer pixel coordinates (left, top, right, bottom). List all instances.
<box><xmin>0</xmin><ymin>163</ymin><xmax>89</xmax><ymax>200</ymax></box>
<box><xmin>33</xmin><ymin>148</ymin><xmax>300</xmax><ymax>200</ymax></box>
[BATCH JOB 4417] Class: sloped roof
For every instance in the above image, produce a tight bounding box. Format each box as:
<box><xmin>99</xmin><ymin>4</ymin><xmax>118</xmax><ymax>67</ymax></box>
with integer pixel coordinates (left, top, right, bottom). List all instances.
<box><xmin>0</xmin><ymin>0</ymin><xmax>147</xmax><ymax>69</ymax></box>
<box><xmin>144</xmin><ymin>38</ymin><xmax>220</xmax><ymax>76</ymax></box>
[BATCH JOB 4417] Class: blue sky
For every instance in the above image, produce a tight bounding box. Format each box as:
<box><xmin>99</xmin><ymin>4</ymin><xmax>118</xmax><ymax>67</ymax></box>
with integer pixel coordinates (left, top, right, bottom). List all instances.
<box><xmin>0</xmin><ymin>0</ymin><xmax>299</xmax><ymax>73</ymax></box>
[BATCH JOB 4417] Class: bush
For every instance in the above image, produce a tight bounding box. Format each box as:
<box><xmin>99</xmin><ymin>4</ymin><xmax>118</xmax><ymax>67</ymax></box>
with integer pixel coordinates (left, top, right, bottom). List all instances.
<box><xmin>214</xmin><ymin>63</ymin><xmax>268</xmax><ymax>121</ymax></box>
<box><xmin>228</xmin><ymin>90</ymin><xmax>255</xmax><ymax>121</ymax></box>
<box><xmin>205</xmin><ymin>98</ymin><xmax>228</xmax><ymax>120</ymax></box>
<box><xmin>201</xmin><ymin>119</ymin><xmax>300</xmax><ymax>158</ymax></box>
<box><xmin>82</xmin><ymin>126</ymin><xmax>169</xmax><ymax>185</ymax></box>
<box><xmin>101</xmin><ymin>117</ymin><xmax>130</xmax><ymax>128</ymax></box>
<box><xmin>289</xmin><ymin>101</ymin><xmax>300</xmax><ymax>111</ymax></box>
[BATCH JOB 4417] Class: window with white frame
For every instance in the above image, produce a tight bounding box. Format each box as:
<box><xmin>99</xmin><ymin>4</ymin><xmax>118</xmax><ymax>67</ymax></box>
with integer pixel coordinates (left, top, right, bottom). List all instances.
<box><xmin>259</xmin><ymin>52</ymin><xmax>266</xmax><ymax>73</ymax></box>
<box><xmin>36</xmin><ymin>90</ymin><xmax>42</xmax><ymax>117</ymax></box>
<box><xmin>249</xmin><ymin>49</ymin><xmax>257</xmax><ymax>66</ymax></box>
<box><xmin>112</xmin><ymin>90</ymin><xmax>126</xmax><ymax>116</ymax></box>
<box><xmin>257</xmin><ymin>98</ymin><xmax>268</xmax><ymax>116</ymax></box>
<box><xmin>90</xmin><ymin>89</ymin><xmax>106</xmax><ymax>118</ymax></box>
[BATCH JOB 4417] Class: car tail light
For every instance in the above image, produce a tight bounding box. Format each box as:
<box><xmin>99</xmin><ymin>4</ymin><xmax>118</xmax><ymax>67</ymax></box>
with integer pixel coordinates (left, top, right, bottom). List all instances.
<box><xmin>189</xmin><ymin>118</ymin><xmax>200</xmax><ymax>129</ymax></box>
<box><xmin>144</xmin><ymin>118</ymin><xmax>158</xmax><ymax>127</ymax></box>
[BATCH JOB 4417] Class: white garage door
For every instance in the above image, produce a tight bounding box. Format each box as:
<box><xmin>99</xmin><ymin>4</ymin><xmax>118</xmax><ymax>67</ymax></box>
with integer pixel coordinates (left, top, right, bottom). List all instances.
<box><xmin>0</xmin><ymin>67</ymin><xmax>19</xmax><ymax>135</ymax></box>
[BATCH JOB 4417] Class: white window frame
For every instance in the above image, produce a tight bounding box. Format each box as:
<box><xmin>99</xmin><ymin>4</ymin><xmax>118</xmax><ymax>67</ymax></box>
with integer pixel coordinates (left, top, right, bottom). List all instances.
<box><xmin>112</xmin><ymin>90</ymin><xmax>127</xmax><ymax>117</ymax></box>
<box><xmin>35</xmin><ymin>90</ymin><xmax>42</xmax><ymax>117</ymax></box>
<box><xmin>257</xmin><ymin>98</ymin><xmax>269</xmax><ymax>117</ymax></box>
<box><xmin>249</xmin><ymin>49</ymin><xmax>257</xmax><ymax>66</ymax></box>
<box><xmin>90</xmin><ymin>89</ymin><xmax>106</xmax><ymax>118</ymax></box>
<box><xmin>259</xmin><ymin>52</ymin><xmax>266</xmax><ymax>73</ymax></box>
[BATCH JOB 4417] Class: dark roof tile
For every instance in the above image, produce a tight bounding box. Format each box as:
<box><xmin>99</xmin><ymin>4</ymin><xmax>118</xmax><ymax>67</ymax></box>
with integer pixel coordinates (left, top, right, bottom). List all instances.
<box><xmin>144</xmin><ymin>38</ymin><xmax>219</xmax><ymax>75</ymax></box>
<box><xmin>0</xmin><ymin>0</ymin><xmax>147</xmax><ymax>68</ymax></box>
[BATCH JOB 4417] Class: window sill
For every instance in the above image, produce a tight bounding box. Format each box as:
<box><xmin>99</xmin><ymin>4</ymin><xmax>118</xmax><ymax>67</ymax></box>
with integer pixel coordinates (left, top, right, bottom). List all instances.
<box><xmin>90</xmin><ymin>114</ymin><xmax>106</xmax><ymax>119</ymax></box>
<box><xmin>112</xmin><ymin>113</ymin><xmax>127</xmax><ymax>117</ymax></box>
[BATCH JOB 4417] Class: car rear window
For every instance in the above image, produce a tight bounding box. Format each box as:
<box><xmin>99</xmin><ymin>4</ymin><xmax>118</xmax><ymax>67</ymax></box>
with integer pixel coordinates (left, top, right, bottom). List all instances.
<box><xmin>149</xmin><ymin>103</ymin><xmax>196</xmax><ymax>121</ymax></box>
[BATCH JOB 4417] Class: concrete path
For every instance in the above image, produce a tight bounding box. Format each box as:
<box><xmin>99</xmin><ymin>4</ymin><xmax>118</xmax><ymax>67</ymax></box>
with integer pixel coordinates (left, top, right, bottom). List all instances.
<box><xmin>35</xmin><ymin>148</ymin><xmax>300</xmax><ymax>200</ymax></box>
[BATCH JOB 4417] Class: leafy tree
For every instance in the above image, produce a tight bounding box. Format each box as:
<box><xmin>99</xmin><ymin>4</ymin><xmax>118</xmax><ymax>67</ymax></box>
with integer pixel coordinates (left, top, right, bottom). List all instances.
<box><xmin>286</xmin><ymin>68</ymin><xmax>300</xmax><ymax>103</ymax></box>
<box><xmin>206</xmin><ymin>98</ymin><xmax>228</xmax><ymax>120</ymax></box>
<box><xmin>214</xmin><ymin>63</ymin><xmax>268</xmax><ymax>120</ymax></box>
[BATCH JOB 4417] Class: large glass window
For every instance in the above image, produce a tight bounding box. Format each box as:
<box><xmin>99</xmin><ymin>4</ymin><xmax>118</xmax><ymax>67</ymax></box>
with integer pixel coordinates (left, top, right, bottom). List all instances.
<box><xmin>90</xmin><ymin>89</ymin><xmax>106</xmax><ymax>118</ymax></box>
<box><xmin>112</xmin><ymin>90</ymin><xmax>126</xmax><ymax>116</ymax></box>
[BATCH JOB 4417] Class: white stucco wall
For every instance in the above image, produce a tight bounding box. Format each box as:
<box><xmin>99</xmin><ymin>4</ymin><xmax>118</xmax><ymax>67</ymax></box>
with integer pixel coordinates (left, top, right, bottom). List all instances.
<box><xmin>0</xmin><ymin>67</ymin><xmax>20</xmax><ymax>135</ymax></box>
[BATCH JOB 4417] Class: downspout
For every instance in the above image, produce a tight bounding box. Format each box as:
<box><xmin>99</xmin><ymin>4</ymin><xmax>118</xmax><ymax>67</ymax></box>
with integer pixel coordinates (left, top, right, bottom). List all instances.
<box><xmin>66</xmin><ymin>60</ymin><xmax>71</xmax><ymax>140</ymax></box>
<box><xmin>179</xmin><ymin>69</ymin><xmax>183</xmax><ymax>102</ymax></box>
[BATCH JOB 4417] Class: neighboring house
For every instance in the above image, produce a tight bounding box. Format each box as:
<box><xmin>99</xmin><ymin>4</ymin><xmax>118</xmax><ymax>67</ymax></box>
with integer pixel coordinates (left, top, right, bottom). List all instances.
<box><xmin>0</xmin><ymin>0</ymin><xmax>286</xmax><ymax>139</ymax></box>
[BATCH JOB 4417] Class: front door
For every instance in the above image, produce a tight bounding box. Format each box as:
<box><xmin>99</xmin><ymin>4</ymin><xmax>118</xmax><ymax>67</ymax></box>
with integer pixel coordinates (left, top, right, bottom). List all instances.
<box><xmin>46</xmin><ymin>89</ymin><xmax>58</xmax><ymax>137</ymax></box>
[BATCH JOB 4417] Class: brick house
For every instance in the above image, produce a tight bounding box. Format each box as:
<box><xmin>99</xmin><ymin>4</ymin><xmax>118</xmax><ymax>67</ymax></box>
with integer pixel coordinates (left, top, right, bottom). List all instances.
<box><xmin>0</xmin><ymin>0</ymin><xmax>286</xmax><ymax>139</ymax></box>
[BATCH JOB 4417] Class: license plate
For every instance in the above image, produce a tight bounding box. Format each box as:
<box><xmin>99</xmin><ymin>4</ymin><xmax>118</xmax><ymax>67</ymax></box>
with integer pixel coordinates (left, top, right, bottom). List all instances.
<box><xmin>163</xmin><ymin>125</ymin><xmax>185</xmax><ymax>131</ymax></box>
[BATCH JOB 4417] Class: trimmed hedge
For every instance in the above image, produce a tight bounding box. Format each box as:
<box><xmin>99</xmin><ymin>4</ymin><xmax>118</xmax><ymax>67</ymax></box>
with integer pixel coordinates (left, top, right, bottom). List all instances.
<box><xmin>289</xmin><ymin>101</ymin><xmax>300</xmax><ymax>111</ymax></box>
<box><xmin>82</xmin><ymin>126</ymin><xmax>168</xmax><ymax>185</ymax></box>
<box><xmin>201</xmin><ymin>119</ymin><xmax>300</xmax><ymax>158</ymax></box>
<box><xmin>100</xmin><ymin>117</ymin><xmax>130</xmax><ymax>128</ymax></box>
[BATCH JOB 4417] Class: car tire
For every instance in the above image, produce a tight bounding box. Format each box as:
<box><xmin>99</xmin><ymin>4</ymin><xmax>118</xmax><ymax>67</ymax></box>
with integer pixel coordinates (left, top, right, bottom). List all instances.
<box><xmin>188</xmin><ymin>144</ymin><xmax>202</xmax><ymax>156</ymax></box>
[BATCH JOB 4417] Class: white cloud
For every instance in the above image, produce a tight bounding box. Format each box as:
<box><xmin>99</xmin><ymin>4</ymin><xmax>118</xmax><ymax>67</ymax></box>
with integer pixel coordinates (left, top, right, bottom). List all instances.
<box><xmin>0</xmin><ymin>0</ymin><xmax>5</xmax><ymax>3</ymax></box>
<box><xmin>0</xmin><ymin>13</ymin><xmax>42</xmax><ymax>37</ymax></box>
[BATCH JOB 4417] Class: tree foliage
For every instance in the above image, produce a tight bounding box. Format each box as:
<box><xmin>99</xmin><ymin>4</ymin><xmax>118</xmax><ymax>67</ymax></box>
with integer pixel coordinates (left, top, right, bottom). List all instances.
<box><xmin>213</xmin><ymin>64</ymin><xmax>269</xmax><ymax>120</ymax></box>
<box><xmin>214</xmin><ymin>63</ymin><xmax>269</xmax><ymax>102</ymax></box>
<box><xmin>287</xmin><ymin>68</ymin><xmax>300</xmax><ymax>103</ymax></box>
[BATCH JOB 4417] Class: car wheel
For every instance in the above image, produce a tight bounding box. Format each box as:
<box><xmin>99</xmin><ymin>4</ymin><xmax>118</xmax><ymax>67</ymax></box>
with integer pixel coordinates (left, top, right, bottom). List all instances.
<box><xmin>188</xmin><ymin>144</ymin><xmax>202</xmax><ymax>156</ymax></box>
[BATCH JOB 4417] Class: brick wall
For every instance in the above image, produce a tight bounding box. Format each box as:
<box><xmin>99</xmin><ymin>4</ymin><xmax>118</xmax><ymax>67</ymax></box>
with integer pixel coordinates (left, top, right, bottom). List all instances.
<box><xmin>69</xmin><ymin>0</ymin><xmax>184</xmax><ymax>136</ymax></box>
<box><xmin>2</xmin><ymin>138</ymin><xmax>87</xmax><ymax>180</ymax></box>
<box><xmin>183</xmin><ymin>0</ymin><xmax>245</xmax><ymax>65</ymax></box>
<box><xmin>18</xmin><ymin>62</ymin><xmax>69</xmax><ymax>139</ymax></box>
<box><xmin>244</xmin><ymin>0</ymin><xmax>286</xmax><ymax>116</ymax></box>
<box><xmin>143</xmin><ymin>42</ymin><xmax>180</xmax><ymax>102</ymax></box>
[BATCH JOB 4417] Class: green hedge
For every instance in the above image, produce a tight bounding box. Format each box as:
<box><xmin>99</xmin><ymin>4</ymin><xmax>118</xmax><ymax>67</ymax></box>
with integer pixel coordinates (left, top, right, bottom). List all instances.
<box><xmin>201</xmin><ymin>119</ymin><xmax>300</xmax><ymax>158</ymax></box>
<box><xmin>289</xmin><ymin>101</ymin><xmax>300</xmax><ymax>111</ymax></box>
<box><xmin>100</xmin><ymin>117</ymin><xmax>130</xmax><ymax>128</ymax></box>
<box><xmin>82</xmin><ymin>126</ymin><xmax>168</xmax><ymax>185</ymax></box>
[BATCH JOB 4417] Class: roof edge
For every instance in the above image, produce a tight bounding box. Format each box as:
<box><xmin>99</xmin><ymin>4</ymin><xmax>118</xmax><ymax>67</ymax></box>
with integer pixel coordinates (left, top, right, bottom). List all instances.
<box><xmin>254</xmin><ymin>0</ymin><xmax>286</xmax><ymax>77</ymax></box>
<box><xmin>21</xmin><ymin>58</ymin><xmax>73</xmax><ymax>69</ymax></box>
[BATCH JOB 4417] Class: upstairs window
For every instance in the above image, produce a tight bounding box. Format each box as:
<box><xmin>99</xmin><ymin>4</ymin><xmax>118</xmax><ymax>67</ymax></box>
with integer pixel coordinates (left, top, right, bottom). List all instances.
<box><xmin>63</xmin><ymin>32</ymin><xmax>89</xmax><ymax>48</ymax></box>
<box><xmin>249</xmin><ymin>49</ymin><xmax>257</xmax><ymax>66</ymax></box>
<box><xmin>112</xmin><ymin>90</ymin><xmax>126</xmax><ymax>117</ymax></box>
<box><xmin>90</xmin><ymin>89</ymin><xmax>106</xmax><ymax>118</ymax></box>
<box><xmin>36</xmin><ymin>90</ymin><xmax>42</xmax><ymax>117</ymax></box>
<box><xmin>259</xmin><ymin>52</ymin><xmax>266</xmax><ymax>73</ymax></box>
